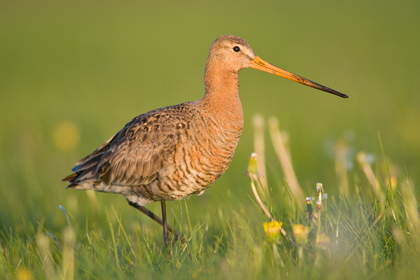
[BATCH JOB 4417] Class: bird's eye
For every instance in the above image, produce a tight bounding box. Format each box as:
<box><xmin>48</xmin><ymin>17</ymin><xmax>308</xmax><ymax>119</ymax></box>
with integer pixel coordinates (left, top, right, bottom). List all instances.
<box><xmin>233</xmin><ymin>46</ymin><xmax>241</xmax><ymax>52</ymax></box>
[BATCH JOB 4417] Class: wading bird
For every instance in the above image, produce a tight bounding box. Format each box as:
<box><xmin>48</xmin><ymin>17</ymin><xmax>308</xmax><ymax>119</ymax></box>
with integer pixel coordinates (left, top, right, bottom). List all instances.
<box><xmin>62</xmin><ymin>35</ymin><xmax>347</xmax><ymax>244</ymax></box>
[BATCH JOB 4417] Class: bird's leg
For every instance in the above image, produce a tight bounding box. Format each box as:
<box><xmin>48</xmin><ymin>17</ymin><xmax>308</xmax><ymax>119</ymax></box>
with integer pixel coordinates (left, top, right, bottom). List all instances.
<box><xmin>161</xmin><ymin>199</ymin><xmax>170</xmax><ymax>245</ymax></box>
<box><xmin>127</xmin><ymin>200</ymin><xmax>186</xmax><ymax>243</ymax></box>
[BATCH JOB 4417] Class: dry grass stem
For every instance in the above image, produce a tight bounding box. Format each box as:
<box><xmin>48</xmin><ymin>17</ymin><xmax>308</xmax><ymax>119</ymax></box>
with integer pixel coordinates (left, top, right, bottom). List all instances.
<box><xmin>268</xmin><ymin>117</ymin><xmax>304</xmax><ymax>205</ymax></box>
<box><xmin>36</xmin><ymin>234</ymin><xmax>57</xmax><ymax>280</ymax></box>
<box><xmin>252</xmin><ymin>114</ymin><xmax>268</xmax><ymax>193</ymax></box>
<box><xmin>62</xmin><ymin>227</ymin><xmax>75</xmax><ymax>280</ymax></box>
<box><xmin>357</xmin><ymin>152</ymin><xmax>385</xmax><ymax>206</ymax></box>
<box><xmin>248</xmin><ymin>153</ymin><xmax>273</xmax><ymax>220</ymax></box>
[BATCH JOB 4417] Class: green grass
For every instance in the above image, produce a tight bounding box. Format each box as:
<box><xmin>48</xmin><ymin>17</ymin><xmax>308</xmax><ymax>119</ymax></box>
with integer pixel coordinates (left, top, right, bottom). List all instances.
<box><xmin>2</xmin><ymin>121</ymin><xmax>419</xmax><ymax>279</ymax></box>
<box><xmin>1</xmin><ymin>0</ymin><xmax>419</xmax><ymax>279</ymax></box>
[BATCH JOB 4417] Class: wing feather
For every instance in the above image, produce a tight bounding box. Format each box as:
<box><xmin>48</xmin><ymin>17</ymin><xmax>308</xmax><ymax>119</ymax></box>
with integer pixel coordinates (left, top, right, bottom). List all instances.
<box><xmin>62</xmin><ymin>105</ymin><xmax>192</xmax><ymax>188</ymax></box>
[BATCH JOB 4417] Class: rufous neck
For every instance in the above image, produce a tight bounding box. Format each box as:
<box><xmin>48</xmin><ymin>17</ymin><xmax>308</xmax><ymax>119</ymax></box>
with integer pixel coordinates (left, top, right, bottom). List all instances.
<box><xmin>203</xmin><ymin>58</ymin><xmax>240</xmax><ymax>101</ymax></box>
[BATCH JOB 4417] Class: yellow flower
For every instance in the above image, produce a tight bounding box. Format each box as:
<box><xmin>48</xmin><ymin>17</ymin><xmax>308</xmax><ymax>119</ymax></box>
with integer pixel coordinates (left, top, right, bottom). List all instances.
<box><xmin>16</xmin><ymin>268</ymin><xmax>34</xmax><ymax>280</ymax></box>
<box><xmin>292</xmin><ymin>224</ymin><xmax>309</xmax><ymax>245</ymax></box>
<box><xmin>263</xmin><ymin>220</ymin><xmax>283</xmax><ymax>243</ymax></box>
<box><xmin>51</xmin><ymin>120</ymin><xmax>80</xmax><ymax>151</ymax></box>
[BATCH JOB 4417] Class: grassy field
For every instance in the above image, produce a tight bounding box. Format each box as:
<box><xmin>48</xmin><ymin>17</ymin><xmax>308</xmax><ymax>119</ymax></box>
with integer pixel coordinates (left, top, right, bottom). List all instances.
<box><xmin>1</xmin><ymin>0</ymin><xmax>419</xmax><ymax>279</ymax></box>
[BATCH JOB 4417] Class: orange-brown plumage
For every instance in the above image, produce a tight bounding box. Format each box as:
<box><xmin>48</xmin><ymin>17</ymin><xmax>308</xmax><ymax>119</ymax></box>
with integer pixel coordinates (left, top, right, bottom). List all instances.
<box><xmin>63</xmin><ymin>35</ymin><xmax>347</xmax><ymax>243</ymax></box>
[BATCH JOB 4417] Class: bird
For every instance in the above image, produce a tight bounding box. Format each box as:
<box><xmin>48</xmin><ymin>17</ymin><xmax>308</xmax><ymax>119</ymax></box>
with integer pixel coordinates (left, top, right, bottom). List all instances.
<box><xmin>62</xmin><ymin>35</ymin><xmax>347</xmax><ymax>244</ymax></box>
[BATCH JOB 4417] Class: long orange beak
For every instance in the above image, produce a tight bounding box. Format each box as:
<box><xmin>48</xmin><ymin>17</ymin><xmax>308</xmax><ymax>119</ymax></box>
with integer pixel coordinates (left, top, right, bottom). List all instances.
<box><xmin>250</xmin><ymin>56</ymin><xmax>348</xmax><ymax>98</ymax></box>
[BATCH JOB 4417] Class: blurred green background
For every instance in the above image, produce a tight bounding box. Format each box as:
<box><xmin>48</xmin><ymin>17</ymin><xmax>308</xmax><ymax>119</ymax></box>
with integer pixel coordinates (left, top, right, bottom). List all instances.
<box><xmin>1</xmin><ymin>0</ymin><xmax>419</xmax><ymax>235</ymax></box>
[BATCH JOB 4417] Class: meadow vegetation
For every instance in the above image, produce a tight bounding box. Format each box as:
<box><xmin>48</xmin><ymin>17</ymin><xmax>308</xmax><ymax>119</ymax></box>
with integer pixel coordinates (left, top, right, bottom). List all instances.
<box><xmin>1</xmin><ymin>1</ymin><xmax>419</xmax><ymax>279</ymax></box>
<box><xmin>1</xmin><ymin>116</ymin><xmax>419</xmax><ymax>279</ymax></box>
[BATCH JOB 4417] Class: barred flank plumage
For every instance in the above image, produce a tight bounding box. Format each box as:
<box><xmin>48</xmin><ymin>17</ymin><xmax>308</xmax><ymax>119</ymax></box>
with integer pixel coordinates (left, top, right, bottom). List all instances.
<box><xmin>64</xmin><ymin>99</ymin><xmax>242</xmax><ymax>206</ymax></box>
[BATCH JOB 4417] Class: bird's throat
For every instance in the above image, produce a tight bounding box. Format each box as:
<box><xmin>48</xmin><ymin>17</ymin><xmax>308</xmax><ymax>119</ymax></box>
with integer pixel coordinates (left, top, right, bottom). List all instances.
<box><xmin>203</xmin><ymin>60</ymin><xmax>241</xmax><ymax>111</ymax></box>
